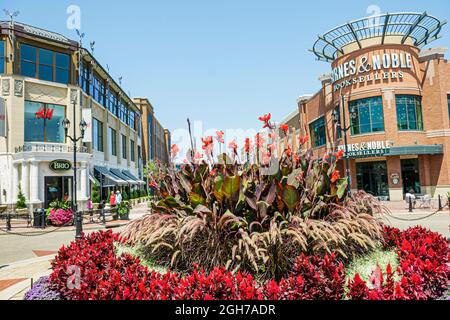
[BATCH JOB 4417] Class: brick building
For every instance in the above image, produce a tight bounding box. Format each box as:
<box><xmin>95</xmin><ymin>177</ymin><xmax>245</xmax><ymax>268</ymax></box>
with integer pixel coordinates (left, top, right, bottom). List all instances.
<box><xmin>282</xmin><ymin>12</ymin><xmax>450</xmax><ymax>201</ymax></box>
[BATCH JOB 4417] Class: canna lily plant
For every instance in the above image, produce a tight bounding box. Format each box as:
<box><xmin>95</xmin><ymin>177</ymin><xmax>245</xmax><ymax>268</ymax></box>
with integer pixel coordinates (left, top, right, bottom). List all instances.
<box><xmin>123</xmin><ymin>114</ymin><xmax>385</xmax><ymax>280</ymax></box>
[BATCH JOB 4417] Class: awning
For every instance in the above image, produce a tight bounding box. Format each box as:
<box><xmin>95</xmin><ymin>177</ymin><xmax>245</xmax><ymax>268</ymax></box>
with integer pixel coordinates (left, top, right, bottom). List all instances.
<box><xmin>110</xmin><ymin>168</ymin><xmax>136</xmax><ymax>184</ymax></box>
<box><xmin>122</xmin><ymin>170</ymin><xmax>146</xmax><ymax>185</ymax></box>
<box><xmin>94</xmin><ymin>166</ymin><xmax>127</xmax><ymax>186</ymax></box>
<box><xmin>89</xmin><ymin>174</ymin><xmax>100</xmax><ymax>186</ymax></box>
<box><xmin>388</xmin><ymin>145</ymin><xmax>444</xmax><ymax>156</ymax></box>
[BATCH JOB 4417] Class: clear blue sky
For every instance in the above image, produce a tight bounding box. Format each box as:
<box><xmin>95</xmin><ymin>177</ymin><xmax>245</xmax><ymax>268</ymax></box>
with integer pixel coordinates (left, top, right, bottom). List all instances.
<box><xmin>3</xmin><ymin>0</ymin><xmax>450</xmax><ymax>139</ymax></box>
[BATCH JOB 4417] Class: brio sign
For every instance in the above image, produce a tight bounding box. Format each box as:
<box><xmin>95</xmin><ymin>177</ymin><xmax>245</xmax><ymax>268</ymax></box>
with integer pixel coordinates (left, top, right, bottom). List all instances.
<box><xmin>332</xmin><ymin>51</ymin><xmax>414</xmax><ymax>92</ymax></box>
<box><xmin>49</xmin><ymin>160</ymin><xmax>72</xmax><ymax>172</ymax></box>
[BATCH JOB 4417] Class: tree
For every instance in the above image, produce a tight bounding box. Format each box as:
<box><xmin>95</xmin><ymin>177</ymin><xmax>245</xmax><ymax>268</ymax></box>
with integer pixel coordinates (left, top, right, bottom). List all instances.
<box><xmin>16</xmin><ymin>184</ymin><xmax>27</xmax><ymax>209</ymax></box>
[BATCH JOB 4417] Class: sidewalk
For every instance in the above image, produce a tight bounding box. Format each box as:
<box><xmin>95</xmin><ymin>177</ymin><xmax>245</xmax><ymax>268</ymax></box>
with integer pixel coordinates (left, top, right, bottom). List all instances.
<box><xmin>0</xmin><ymin>202</ymin><xmax>150</xmax><ymax>300</ymax></box>
<box><xmin>382</xmin><ymin>200</ymin><xmax>450</xmax><ymax>215</ymax></box>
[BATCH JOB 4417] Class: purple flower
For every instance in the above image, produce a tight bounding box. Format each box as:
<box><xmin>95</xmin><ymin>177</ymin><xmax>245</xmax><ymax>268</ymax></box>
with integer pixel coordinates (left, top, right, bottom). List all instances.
<box><xmin>24</xmin><ymin>276</ymin><xmax>62</xmax><ymax>300</ymax></box>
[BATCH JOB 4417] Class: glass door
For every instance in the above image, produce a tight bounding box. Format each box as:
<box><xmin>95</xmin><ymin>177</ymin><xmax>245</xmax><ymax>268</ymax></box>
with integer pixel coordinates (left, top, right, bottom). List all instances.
<box><xmin>356</xmin><ymin>161</ymin><xmax>389</xmax><ymax>198</ymax></box>
<box><xmin>45</xmin><ymin>176</ymin><xmax>73</xmax><ymax>208</ymax></box>
<box><xmin>401</xmin><ymin>159</ymin><xmax>421</xmax><ymax>194</ymax></box>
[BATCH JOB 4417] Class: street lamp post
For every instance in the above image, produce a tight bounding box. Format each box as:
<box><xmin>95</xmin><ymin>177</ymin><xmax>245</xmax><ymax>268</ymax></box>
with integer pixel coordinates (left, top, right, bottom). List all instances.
<box><xmin>332</xmin><ymin>94</ymin><xmax>357</xmax><ymax>195</ymax></box>
<box><xmin>62</xmin><ymin>107</ymin><xmax>87</xmax><ymax>240</ymax></box>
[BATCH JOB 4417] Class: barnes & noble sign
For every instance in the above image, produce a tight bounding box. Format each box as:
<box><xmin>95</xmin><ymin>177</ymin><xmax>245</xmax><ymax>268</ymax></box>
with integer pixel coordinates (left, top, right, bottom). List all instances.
<box><xmin>338</xmin><ymin>140</ymin><xmax>391</xmax><ymax>159</ymax></box>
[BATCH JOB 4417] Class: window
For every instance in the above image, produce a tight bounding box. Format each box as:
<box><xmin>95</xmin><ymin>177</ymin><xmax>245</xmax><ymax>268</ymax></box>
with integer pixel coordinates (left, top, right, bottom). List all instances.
<box><xmin>24</xmin><ymin>101</ymin><xmax>65</xmax><ymax>143</ymax></box>
<box><xmin>309</xmin><ymin>117</ymin><xmax>326</xmax><ymax>148</ymax></box>
<box><xmin>129</xmin><ymin>111</ymin><xmax>135</xmax><ymax>130</ymax></box>
<box><xmin>92</xmin><ymin>118</ymin><xmax>104</xmax><ymax>152</ymax></box>
<box><xmin>118</xmin><ymin>100</ymin><xmax>128</xmax><ymax>123</ymax></box>
<box><xmin>396</xmin><ymin>95</ymin><xmax>423</xmax><ymax>131</ymax></box>
<box><xmin>20</xmin><ymin>44</ymin><xmax>70</xmax><ymax>84</ymax></box>
<box><xmin>108</xmin><ymin>127</ymin><xmax>117</xmax><ymax>156</ymax></box>
<box><xmin>92</xmin><ymin>74</ymin><xmax>105</xmax><ymax>106</ymax></box>
<box><xmin>148</xmin><ymin>114</ymin><xmax>153</xmax><ymax>159</ymax></box>
<box><xmin>122</xmin><ymin>134</ymin><xmax>127</xmax><ymax>159</ymax></box>
<box><xmin>0</xmin><ymin>40</ymin><xmax>5</xmax><ymax>74</ymax></box>
<box><xmin>130</xmin><ymin>140</ymin><xmax>135</xmax><ymax>162</ymax></box>
<box><xmin>448</xmin><ymin>95</ymin><xmax>450</xmax><ymax>121</ymax></box>
<box><xmin>350</xmin><ymin>96</ymin><xmax>385</xmax><ymax>135</ymax></box>
<box><xmin>107</xmin><ymin>89</ymin><xmax>118</xmax><ymax>115</ymax></box>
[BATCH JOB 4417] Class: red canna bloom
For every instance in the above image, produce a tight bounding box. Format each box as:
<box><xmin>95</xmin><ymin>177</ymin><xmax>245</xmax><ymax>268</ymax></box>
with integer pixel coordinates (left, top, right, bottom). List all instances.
<box><xmin>280</xmin><ymin>124</ymin><xmax>289</xmax><ymax>134</ymax></box>
<box><xmin>331</xmin><ymin>170</ymin><xmax>341</xmax><ymax>183</ymax></box>
<box><xmin>149</xmin><ymin>181</ymin><xmax>158</xmax><ymax>189</ymax></box>
<box><xmin>334</xmin><ymin>150</ymin><xmax>345</xmax><ymax>161</ymax></box>
<box><xmin>201</xmin><ymin>136</ymin><xmax>214</xmax><ymax>155</ymax></box>
<box><xmin>171</xmin><ymin>144</ymin><xmax>180</xmax><ymax>159</ymax></box>
<box><xmin>299</xmin><ymin>135</ymin><xmax>309</xmax><ymax>145</ymax></box>
<box><xmin>244</xmin><ymin>138</ymin><xmax>252</xmax><ymax>153</ymax></box>
<box><xmin>258</xmin><ymin>113</ymin><xmax>272</xmax><ymax>128</ymax></box>
<box><xmin>284</xmin><ymin>145</ymin><xmax>292</xmax><ymax>157</ymax></box>
<box><xmin>210</xmin><ymin>168</ymin><xmax>217</xmax><ymax>176</ymax></box>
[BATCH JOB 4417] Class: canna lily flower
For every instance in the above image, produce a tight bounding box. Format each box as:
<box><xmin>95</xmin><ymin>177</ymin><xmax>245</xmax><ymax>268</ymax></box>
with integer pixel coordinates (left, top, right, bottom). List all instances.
<box><xmin>149</xmin><ymin>181</ymin><xmax>158</xmax><ymax>189</ymax></box>
<box><xmin>244</xmin><ymin>138</ymin><xmax>252</xmax><ymax>153</ymax></box>
<box><xmin>201</xmin><ymin>136</ymin><xmax>214</xmax><ymax>151</ymax></box>
<box><xmin>258</xmin><ymin>113</ymin><xmax>272</xmax><ymax>129</ymax></box>
<box><xmin>262</xmin><ymin>151</ymin><xmax>271</xmax><ymax>165</ymax></box>
<box><xmin>293</xmin><ymin>153</ymin><xmax>301</xmax><ymax>163</ymax></box>
<box><xmin>215</xmin><ymin>130</ymin><xmax>225</xmax><ymax>144</ymax></box>
<box><xmin>299</xmin><ymin>135</ymin><xmax>309</xmax><ymax>145</ymax></box>
<box><xmin>331</xmin><ymin>170</ymin><xmax>341</xmax><ymax>183</ymax></box>
<box><xmin>335</xmin><ymin>150</ymin><xmax>345</xmax><ymax>161</ymax></box>
<box><xmin>228</xmin><ymin>140</ymin><xmax>238</xmax><ymax>152</ymax></box>
<box><xmin>255</xmin><ymin>133</ymin><xmax>265</xmax><ymax>148</ymax></box>
<box><xmin>268</xmin><ymin>131</ymin><xmax>276</xmax><ymax>141</ymax></box>
<box><xmin>280</xmin><ymin>124</ymin><xmax>289</xmax><ymax>134</ymax></box>
<box><xmin>194</xmin><ymin>151</ymin><xmax>204</xmax><ymax>162</ymax></box>
<box><xmin>284</xmin><ymin>145</ymin><xmax>292</xmax><ymax>157</ymax></box>
<box><xmin>171</xmin><ymin>144</ymin><xmax>180</xmax><ymax>159</ymax></box>
<box><xmin>210</xmin><ymin>168</ymin><xmax>217</xmax><ymax>176</ymax></box>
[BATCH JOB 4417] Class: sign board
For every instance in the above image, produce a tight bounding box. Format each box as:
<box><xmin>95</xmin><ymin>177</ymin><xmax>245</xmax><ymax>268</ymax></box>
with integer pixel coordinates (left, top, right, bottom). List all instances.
<box><xmin>332</xmin><ymin>51</ymin><xmax>414</xmax><ymax>92</ymax></box>
<box><xmin>49</xmin><ymin>160</ymin><xmax>72</xmax><ymax>172</ymax></box>
<box><xmin>338</xmin><ymin>140</ymin><xmax>391</xmax><ymax>159</ymax></box>
<box><xmin>0</xmin><ymin>98</ymin><xmax>5</xmax><ymax>137</ymax></box>
<box><xmin>82</xmin><ymin>108</ymin><xmax>92</xmax><ymax>143</ymax></box>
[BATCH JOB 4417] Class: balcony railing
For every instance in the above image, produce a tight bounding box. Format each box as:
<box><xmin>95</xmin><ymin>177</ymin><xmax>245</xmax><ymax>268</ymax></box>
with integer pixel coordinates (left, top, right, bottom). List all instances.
<box><xmin>15</xmin><ymin>143</ymin><xmax>88</xmax><ymax>154</ymax></box>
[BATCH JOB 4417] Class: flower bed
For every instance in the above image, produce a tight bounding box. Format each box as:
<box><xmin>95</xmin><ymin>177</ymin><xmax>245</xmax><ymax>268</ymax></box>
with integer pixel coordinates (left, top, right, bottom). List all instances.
<box><xmin>25</xmin><ymin>226</ymin><xmax>448</xmax><ymax>300</ymax></box>
<box><xmin>48</xmin><ymin>208</ymin><xmax>74</xmax><ymax>226</ymax></box>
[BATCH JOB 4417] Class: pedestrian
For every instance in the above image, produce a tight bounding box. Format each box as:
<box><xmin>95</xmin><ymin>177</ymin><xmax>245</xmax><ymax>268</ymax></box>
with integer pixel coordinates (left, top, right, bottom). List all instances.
<box><xmin>405</xmin><ymin>189</ymin><xmax>417</xmax><ymax>208</ymax></box>
<box><xmin>116</xmin><ymin>190</ymin><xmax>122</xmax><ymax>206</ymax></box>
<box><xmin>87</xmin><ymin>197</ymin><xmax>93</xmax><ymax>211</ymax></box>
<box><xmin>109</xmin><ymin>191</ymin><xmax>116</xmax><ymax>208</ymax></box>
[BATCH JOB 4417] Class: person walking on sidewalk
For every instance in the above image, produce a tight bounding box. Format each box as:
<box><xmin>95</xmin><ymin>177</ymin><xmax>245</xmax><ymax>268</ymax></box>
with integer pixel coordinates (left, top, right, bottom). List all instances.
<box><xmin>109</xmin><ymin>191</ymin><xmax>116</xmax><ymax>208</ymax></box>
<box><xmin>116</xmin><ymin>191</ymin><xmax>122</xmax><ymax>206</ymax></box>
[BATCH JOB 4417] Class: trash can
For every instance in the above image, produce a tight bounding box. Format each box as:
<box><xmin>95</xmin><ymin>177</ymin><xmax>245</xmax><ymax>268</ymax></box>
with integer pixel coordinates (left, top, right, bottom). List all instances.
<box><xmin>33</xmin><ymin>208</ymin><xmax>46</xmax><ymax>229</ymax></box>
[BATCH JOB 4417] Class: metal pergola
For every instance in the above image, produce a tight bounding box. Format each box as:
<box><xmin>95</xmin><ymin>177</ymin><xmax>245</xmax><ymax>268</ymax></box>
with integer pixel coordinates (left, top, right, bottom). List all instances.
<box><xmin>311</xmin><ymin>12</ymin><xmax>447</xmax><ymax>62</ymax></box>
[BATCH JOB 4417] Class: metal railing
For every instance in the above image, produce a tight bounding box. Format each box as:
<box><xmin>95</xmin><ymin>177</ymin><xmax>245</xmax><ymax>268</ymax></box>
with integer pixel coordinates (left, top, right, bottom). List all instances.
<box><xmin>15</xmin><ymin>143</ymin><xmax>88</xmax><ymax>154</ymax></box>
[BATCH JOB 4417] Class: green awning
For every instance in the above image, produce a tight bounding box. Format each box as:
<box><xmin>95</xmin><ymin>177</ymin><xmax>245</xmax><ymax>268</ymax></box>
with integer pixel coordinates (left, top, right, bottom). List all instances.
<box><xmin>387</xmin><ymin>145</ymin><xmax>444</xmax><ymax>156</ymax></box>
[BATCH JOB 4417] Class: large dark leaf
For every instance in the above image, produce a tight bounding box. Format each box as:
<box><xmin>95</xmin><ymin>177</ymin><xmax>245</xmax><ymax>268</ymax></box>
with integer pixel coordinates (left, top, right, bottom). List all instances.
<box><xmin>189</xmin><ymin>192</ymin><xmax>206</xmax><ymax>208</ymax></box>
<box><xmin>282</xmin><ymin>185</ymin><xmax>300</xmax><ymax>213</ymax></box>
<box><xmin>222</xmin><ymin>176</ymin><xmax>241</xmax><ymax>200</ymax></box>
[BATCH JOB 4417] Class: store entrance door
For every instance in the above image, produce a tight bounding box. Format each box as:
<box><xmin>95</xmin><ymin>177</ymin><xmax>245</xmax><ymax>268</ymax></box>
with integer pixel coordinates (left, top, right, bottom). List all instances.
<box><xmin>401</xmin><ymin>159</ymin><xmax>421</xmax><ymax>194</ymax></box>
<box><xmin>45</xmin><ymin>176</ymin><xmax>73</xmax><ymax>208</ymax></box>
<box><xmin>356</xmin><ymin>161</ymin><xmax>389</xmax><ymax>199</ymax></box>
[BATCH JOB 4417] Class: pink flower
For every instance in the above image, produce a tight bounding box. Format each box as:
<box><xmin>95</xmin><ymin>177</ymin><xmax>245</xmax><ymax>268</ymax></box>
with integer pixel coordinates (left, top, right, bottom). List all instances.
<box><xmin>201</xmin><ymin>136</ymin><xmax>214</xmax><ymax>156</ymax></box>
<box><xmin>228</xmin><ymin>140</ymin><xmax>238</xmax><ymax>152</ymax></box>
<box><xmin>215</xmin><ymin>131</ymin><xmax>225</xmax><ymax>144</ymax></box>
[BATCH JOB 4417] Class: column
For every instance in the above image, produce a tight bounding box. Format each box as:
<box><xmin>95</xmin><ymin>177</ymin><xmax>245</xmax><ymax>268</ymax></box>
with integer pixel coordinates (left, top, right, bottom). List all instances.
<box><xmin>21</xmin><ymin>161</ymin><xmax>30</xmax><ymax>202</ymax></box>
<box><xmin>11</xmin><ymin>162</ymin><xmax>19</xmax><ymax>204</ymax></box>
<box><xmin>80</xmin><ymin>162</ymin><xmax>88</xmax><ymax>200</ymax></box>
<box><xmin>30</xmin><ymin>160</ymin><xmax>40</xmax><ymax>203</ymax></box>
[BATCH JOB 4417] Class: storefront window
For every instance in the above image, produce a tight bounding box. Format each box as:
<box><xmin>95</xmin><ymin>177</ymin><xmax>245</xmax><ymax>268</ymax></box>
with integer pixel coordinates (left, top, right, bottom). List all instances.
<box><xmin>0</xmin><ymin>40</ymin><xmax>5</xmax><ymax>74</ymax></box>
<box><xmin>309</xmin><ymin>116</ymin><xmax>326</xmax><ymax>148</ymax></box>
<box><xmin>24</xmin><ymin>101</ymin><xmax>65</xmax><ymax>143</ymax></box>
<box><xmin>396</xmin><ymin>95</ymin><xmax>423</xmax><ymax>131</ymax></box>
<box><xmin>129</xmin><ymin>111</ymin><xmax>136</xmax><ymax>130</ymax></box>
<box><xmin>108</xmin><ymin>127</ymin><xmax>117</xmax><ymax>156</ymax></box>
<box><xmin>20</xmin><ymin>44</ymin><xmax>70</xmax><ymax>84</ymax></box>
<box><xmin>92</xmin><ymin>118</ymin><xmax>104</xmax><ymax>152</ymax></box>
<box><xmin>350</xmin><ymin>97</ymin><xmax>384</xmax><ymax>135</ymax></box>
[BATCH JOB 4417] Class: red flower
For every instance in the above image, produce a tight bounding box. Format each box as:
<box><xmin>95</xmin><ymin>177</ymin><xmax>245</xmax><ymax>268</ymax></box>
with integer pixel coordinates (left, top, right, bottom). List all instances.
<box><xmin>171</xmin><ymin>144</ymin><xmax>180</xmax><ymax>158</ymax></box>
<box><xmin>284</xmin><ymin>145</ymin><xmax>292</xmax><ymax>157</ymax></box>
<box><xmin>280</xmin><ymin>124</ymin><xmax>289</xmax><ymax>134</ymax></box>
<box><xmin>244</xmin><ymin>138</ymin><xmax>251</xmax><ymax>153</ymax></box>
<box><xmin>258</xmin><ymin>113</ymin><xmax>272</xmax><ymax>129</ymax></box>
<box><xmin>149</xmin><ymin>181</ymin><xmax>158</xmax><ymax>188</ymax></box>
<box><xmin>334</xmin><ymin>150</ymin><xmax>345</xmax><ymax>161</ymax></box>
<box><xmin>210</xmin><ymin>168</ymin><xmax>217</xmax><ymax>176</ymax></box>
<box><xmin>331</xmin><ymin>170</ymin><xmax>340</xmax><ymax>183</ymax></box>
<box><xmin>299</xmin><ymin>135</ymin><xmax>309</xmax><ymax>145</ymax></box>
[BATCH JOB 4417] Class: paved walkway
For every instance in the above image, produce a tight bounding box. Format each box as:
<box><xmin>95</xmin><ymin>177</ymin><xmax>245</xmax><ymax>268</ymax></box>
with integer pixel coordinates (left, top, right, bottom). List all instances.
<box><xmin>0</xmin><ymin>202</ymin><xmax>150</xmax><ymax>300</ymax></box>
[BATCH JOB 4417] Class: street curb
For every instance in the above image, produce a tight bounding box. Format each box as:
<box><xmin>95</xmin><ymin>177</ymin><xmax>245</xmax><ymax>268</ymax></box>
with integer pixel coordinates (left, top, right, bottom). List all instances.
<box><xmin>0</xmin><ymin>223</ymin><xmax>129</xmax><ymax>237</ymax></box>
<box><xmin>0</xmin><ymin>254</ymin><xmax>56</xmax><ymax>271</ymax></box>
<box><xmin>0</xmin><ymin>270</ymin><xmax>52</xmax><ymax>300</ymax></box>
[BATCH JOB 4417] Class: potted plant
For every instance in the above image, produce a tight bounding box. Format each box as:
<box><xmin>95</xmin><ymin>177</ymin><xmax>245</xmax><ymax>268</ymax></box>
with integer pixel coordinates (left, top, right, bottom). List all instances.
<box><xmin>117</xmin><ymin>201</ymin><xmax>130</xmax><ymax>220</ymax></box>
<box><xmin>47</xmin><ymin>200</ymin><xmax>74</xmax><ymax>227</ymax></box>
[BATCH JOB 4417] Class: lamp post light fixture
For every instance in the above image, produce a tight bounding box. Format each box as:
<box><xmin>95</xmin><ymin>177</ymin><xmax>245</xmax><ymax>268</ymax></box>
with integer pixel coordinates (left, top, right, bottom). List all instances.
<box><xmin>62</xmin><ymin>103</ymin><xmax>87</xmax><ymax>240</ymax></box>
<box><xmin>332</xmin><ymin>95</ymin><xmax>357</xmax><ymax>195</ymax></box>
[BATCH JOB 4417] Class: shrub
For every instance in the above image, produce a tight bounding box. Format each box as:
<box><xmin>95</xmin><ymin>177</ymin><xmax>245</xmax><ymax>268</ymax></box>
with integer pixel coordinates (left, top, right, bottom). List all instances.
<box><xmin>16</xmin><ymin>184</ymin><xmax>27</xmax><ymax>209</ymax></box>
<box><xmin>91</xmin><ymin>182</ymin><xmax>100</xmax><ymax>203</ymax></box>
<box><xmin>24</xmin><ymin>276</ymin><xmax>62</xmax><ymax>300</ymax></box>
<box><xmin>48</xmin><ymin>208</ymin><xmax>73</xmax><ymax>226</ymax></box>
<box><xmin>347</xmin><ymin>227</ymin><xmax>449</xmax><ymax>300</ymax></box>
